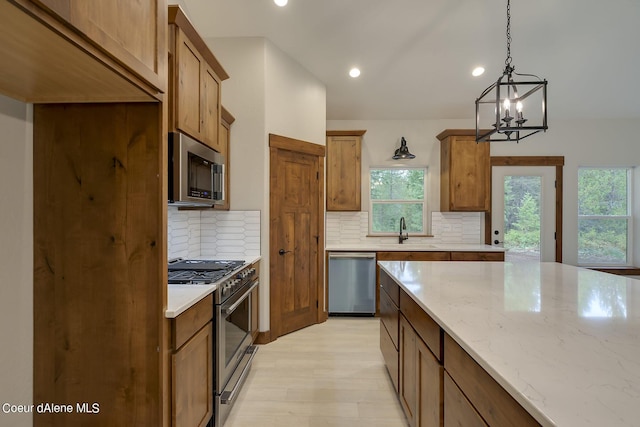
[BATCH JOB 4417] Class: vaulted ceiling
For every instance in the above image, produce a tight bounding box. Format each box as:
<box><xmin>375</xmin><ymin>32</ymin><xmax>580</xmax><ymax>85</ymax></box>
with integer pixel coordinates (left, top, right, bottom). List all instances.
<box><xmin>180</xmin><ymin>0</ymin><xmax>640</xmax><ymax>121</ymax></box>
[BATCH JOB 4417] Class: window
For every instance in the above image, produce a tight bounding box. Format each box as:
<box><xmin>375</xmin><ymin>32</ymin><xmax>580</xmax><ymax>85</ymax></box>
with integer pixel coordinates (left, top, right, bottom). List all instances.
<box><xmin>578</xmin><ymin>168</ymin><xmax>632</xmax><ymax>266</ymax></box>
<box><xmin>370</xmin><ymin>168</ymin><xmax>426</xmax><ymax>234</ymax></box>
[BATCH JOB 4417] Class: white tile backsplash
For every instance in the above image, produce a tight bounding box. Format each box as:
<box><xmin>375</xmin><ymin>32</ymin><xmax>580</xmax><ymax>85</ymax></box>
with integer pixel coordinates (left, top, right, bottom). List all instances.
<box><xmin>168</xmin><ymin>208</ymin><xmax>261</xmax><ymax>259</ymax></box>
<box><xmin>326</xmin><ymin>211</ymin><xmax>482</xmax><ymax>245</ymax></box>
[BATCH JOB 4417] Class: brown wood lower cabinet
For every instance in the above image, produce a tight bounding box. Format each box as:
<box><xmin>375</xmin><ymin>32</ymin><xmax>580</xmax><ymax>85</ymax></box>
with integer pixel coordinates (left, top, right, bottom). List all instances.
<box><xmin>380</xmin><ymin>269</ymin><xmax>539</xmax><ymax>427</ymax></box>
<box><xmin>171</xmin><ymin>295</ymin><xmax>214</xmax><ymax>427</ymax></box>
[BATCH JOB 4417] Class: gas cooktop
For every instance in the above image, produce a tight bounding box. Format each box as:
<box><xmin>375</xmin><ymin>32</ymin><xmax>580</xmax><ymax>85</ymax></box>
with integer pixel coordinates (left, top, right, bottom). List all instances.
<box><xmin>168</xmin><ymin>259</ymin><xmax>245</xmax><ymax>284</ymax></box>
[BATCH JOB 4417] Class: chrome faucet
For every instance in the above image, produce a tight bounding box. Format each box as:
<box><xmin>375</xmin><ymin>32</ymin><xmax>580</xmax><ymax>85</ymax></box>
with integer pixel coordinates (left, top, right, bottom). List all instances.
<box><xmin>399</xmin><ymin>217</ymin><xmax>409</xmax><ymax>244</ymax></box>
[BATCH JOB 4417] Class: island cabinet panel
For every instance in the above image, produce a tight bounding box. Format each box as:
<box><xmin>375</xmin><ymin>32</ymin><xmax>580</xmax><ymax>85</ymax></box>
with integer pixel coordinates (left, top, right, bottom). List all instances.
<box><xmin>378</xmin><ymin>251</ymin><xmax>451</xmax><ymax>262</ymax></box>
<box><xmin>401</xmin><ymin>290</ymin><xmax>442</xmax><ymax>361</ymax></box>
<box><xmin>326</xmin><ymin>131</ymin><xmax>365</xmax><ymax>211</ymax></box>
<box><xmin>444</xmin><ymin>373</ymin><xmax>487</xmax><ymax>427</ymax></box>
<box><xmin>32</xmin><ymin>0</ymin><xmax>167</xmax><ymax>93</ymax></box>
<box><xmin>380</xmin><ymin>286</ymin><xmax>399</xmax><ymax>348</ymax></box>
<box><xmin>450</xmin><ymin>251</ymin><xmax>504</xmax><ymax>262</ymax></box>
<box><xmin>400</xmin><ymin>313</ymin><xmax>444</xmax><ymax>427</ymax></box>
<box><xmin>444</xmin><ymin>334</ymin><xmax>540</xmax><ymax>427</ymax></box>
<box><xmin>380</xmin><ymin>320</ymin><xmax>399</xmax><ymax>393</ymax></box>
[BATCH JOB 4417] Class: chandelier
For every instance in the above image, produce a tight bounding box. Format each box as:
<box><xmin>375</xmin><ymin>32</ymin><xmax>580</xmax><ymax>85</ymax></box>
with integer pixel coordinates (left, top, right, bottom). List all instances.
<box><xmin>475</xmin><ymin>0</ymin><xmax>548</xmax><ymax>143</ymax></box>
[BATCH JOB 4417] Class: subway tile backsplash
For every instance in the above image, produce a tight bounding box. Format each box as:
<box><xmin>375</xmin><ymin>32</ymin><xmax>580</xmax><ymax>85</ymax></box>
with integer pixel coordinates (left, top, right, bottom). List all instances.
<box><xmin>168</xmin><ymin>207</ymin><xmax>260</xmax><ymax>259</ymax></box>
<box><xmin>326</xmin><ymin>211</ymin><xmax>482</xmax><ymax>245</ymax></box>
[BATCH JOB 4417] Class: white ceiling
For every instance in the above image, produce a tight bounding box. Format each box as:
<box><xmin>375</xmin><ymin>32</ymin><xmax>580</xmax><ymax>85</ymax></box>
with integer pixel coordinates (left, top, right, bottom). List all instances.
<box><xmin>180</xmin><ymin>0</ymin><xmax>640</xmax><ymax>121</ymax></box>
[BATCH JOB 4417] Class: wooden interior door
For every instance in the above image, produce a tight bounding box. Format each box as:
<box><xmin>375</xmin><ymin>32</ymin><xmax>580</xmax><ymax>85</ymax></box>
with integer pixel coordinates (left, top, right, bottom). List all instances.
<box><xmin>269</xmin><ymin>134</ymin><xmax>325</xmax><ymax>339</ymax></box>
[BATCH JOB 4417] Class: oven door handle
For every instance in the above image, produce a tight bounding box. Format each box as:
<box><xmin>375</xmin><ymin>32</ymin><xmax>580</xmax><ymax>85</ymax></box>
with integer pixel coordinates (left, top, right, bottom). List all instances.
<box><xmin>222</xmin><ymin>281</ymin><xmax>259</xmax><ymax>315</ymax></box>
<box><xmin>220</xmin><ymin>345</ymin><xmax>258</xmax><ymax>404</ymax></box>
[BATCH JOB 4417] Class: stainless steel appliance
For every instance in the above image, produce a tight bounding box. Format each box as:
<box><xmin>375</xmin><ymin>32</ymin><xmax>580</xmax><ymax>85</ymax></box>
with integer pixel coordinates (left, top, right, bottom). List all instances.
<box><xmin>328</xmin><ymin>252</ymin><xmax>376</xmax><ymax>315</ymax></box>
<box><xmin>168</xmin><ymin>132</ymin><xmax>225</xmax><ymax>207</ymax></box>
<box><xmin>168</xmin><ymin>259</ymin><xmax>258</xmax><ymax>426</ymax></box>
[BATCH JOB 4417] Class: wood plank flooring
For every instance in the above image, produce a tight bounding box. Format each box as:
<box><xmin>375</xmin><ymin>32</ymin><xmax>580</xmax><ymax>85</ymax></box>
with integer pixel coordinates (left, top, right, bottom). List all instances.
<box><xmin>225</xmin><ymin>317</ymin><xmax>407</xmax><ymax>427</ymax></box>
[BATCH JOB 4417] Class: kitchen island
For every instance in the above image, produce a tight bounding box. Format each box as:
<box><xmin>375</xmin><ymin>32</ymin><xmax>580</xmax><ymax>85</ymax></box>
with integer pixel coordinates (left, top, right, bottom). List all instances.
<box><xmin>379</xmin><ymin>261</ymin><xmax>640</xmax><ymax>427</ymax></box>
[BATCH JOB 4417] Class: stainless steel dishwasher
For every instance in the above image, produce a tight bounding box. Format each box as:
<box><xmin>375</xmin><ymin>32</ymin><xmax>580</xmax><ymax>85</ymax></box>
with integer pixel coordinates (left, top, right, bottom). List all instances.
<box><xmin>328</xmin><ymin>252</ymin><xmax>376</xmax><ymax>315</ymax></box>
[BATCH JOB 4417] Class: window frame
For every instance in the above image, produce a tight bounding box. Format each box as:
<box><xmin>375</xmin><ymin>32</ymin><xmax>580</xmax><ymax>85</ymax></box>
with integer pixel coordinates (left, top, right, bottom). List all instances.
<box><xmin>577</xmin><ymin>167</ymin><xmax>633</xmax><ymax>267</ymax></box>
<box><xmin>368</xmin><ymin>166</ymin><xmax>428</xmax><ymax>236</ymax></box>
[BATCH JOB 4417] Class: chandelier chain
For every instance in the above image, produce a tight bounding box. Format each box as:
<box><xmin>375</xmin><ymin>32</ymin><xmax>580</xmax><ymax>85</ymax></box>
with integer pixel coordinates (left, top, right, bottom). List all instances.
<box><xmin>505</xmin><ymin>0</ymin><xmax>512</xmax><ymax>67</ymax></box>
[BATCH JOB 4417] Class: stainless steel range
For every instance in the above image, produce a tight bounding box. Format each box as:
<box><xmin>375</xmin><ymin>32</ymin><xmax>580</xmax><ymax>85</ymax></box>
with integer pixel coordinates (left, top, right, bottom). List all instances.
<box><xmin>168</xmin><ymin>258</ymin><xmax>258</xmax><ymax>426</ymax></box>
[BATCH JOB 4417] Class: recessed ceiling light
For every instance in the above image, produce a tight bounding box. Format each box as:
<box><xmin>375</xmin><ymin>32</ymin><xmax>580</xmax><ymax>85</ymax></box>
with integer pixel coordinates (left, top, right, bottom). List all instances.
<box><xmin>349</xmin><ymin>68</ymin><xmax>361</xmax><ymax>78</ymax></box>
<box><xmin>472</xmin><ymin>66</ymin><xmax>485</xmax><ymax>77</ymax></box>
<box><xmin>274</xmin><ymin>0</ymin><xmax>288</xmax><ymax>6</ymax></box>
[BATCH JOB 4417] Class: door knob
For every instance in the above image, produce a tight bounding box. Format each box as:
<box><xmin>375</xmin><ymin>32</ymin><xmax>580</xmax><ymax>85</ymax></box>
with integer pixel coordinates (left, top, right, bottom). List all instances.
<box><xmin>278</xmin><ymin>249</ymin><xmax>291</xmax><ymax>255</ymax></box>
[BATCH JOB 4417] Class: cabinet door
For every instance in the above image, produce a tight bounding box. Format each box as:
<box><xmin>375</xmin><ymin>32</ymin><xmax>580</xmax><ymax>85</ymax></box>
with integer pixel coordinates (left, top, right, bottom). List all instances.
<box><xmin>202</xmin><ymin>65</ymin><xmax>221</xmax><ymax>151</ymax></box>
<box><xmin>32</xmin><ymin>0</ymin><xmax>165</xmax><ymax>92</ymax></box>
<box><xmin>218</xmin><ymin>122</ymin><xmax>231</xmax><ymax>210</ymax></box>
<box><xmin>439</xmin><ymin>131</ymin><xmax>490</xmax><ymax>212</ymax></box>
<box><xmin>399</xmin><ymin>314</ymin><xmax>417</xmax><ymax>426</ymax></box>
<box><xmin>326</xmin><ymin>135</ymin><xmax>362</xmax><ymax>211</ymax></box>
<box><xmin>416</xmin><ymin>338</ymin><xmax>444</xmax><ymax>427</ymax></box>
<box><xmin>172</xmin><ymin>323</ymin><xmax>213</xmax><ymax>427</ymax></box>
<box><xmin>380</xmin><ymin>320</ymin><xmax>399</xmax><ymax>393</ymax></box>
<box><xmin>380</xmin><ymin>287</ymin><xmax>399</xmax><ymax>349</ymax></box>
<box><xmin>176</xmin><ymin>29</ymin><xmax>203</xmax><ymax>141</ymax></box>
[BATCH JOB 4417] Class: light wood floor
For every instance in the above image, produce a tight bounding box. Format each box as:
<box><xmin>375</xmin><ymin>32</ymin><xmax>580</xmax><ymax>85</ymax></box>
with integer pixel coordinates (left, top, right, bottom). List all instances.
<box><xmin>225</xmin><ymin>317</ymin><xmax>408</xmax><ymax>427</ymax></box>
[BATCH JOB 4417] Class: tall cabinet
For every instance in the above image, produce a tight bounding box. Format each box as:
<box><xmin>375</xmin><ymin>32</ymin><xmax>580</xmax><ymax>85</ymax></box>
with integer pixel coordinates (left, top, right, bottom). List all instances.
<box><xmin>326</xmin><ymin>130</ymin><xmax>366</xmax><ymax>211</ymax></box>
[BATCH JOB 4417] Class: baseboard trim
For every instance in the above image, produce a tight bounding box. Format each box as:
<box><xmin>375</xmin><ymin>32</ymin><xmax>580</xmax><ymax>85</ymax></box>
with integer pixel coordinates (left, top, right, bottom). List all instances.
<box><xmin>255</xmin><ymin>330</ymin><xmax>273</xmax><ymax>345</ymax></box>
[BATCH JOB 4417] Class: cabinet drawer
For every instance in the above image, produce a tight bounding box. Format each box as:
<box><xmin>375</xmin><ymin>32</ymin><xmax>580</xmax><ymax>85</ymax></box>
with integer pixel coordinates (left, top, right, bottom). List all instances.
<box><xmin>444</xmin><ymin>372</ymin><xmax>487</xmax><ymax>427</ymax></box>
<box><xmin>378</xmin><ymin>251</ymin><xmax>451</xmax><ymax>261</ymax></box>
<box><xmin>380</xmin><ymin>269</ymin><xmax>400</xmax><ymax>307</ymax></box>
<box><xmin>380</xmin><ymin>287</ymin><xmax>399</xmax><ymax>349</ymax></box>
<box><xmin>173</xmin><ymin>294</ymin><xmax>213</xmax><ymax>349</ymax></box>
<box><xmin>400</xmin><ymin>290</ymin><xmax>442</xmax><ymax>361</ymax></box>
<box><xmin>444</xmin><ymin>334</ymin><xmax>540</xmax><ymax>427</ymax></box>
<box><xmin>451</xmin><ymin>251</ymin><xmax>504</xmax><ymax>262</ymax></box>
<box><xmin>380</xmin><ymin>321</ymin><xmax>399</xmax><ymax>393</ymax></box>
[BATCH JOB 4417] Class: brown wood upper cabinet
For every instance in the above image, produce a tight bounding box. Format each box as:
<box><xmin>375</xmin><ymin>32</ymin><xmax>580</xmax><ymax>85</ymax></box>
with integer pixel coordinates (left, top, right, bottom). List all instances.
<box><xmin>169</xmin><ymin>5</ymin><xmax>229</xmax><ymax>151</ymax></box>
<box><xmin>0</xmin><ymin>0</ymin><xmax>166</xmax><ymax>102</ymax></box>
<box><xmin>437</xmin><ymin>129</ymin><xmax>490</xmax><ymax>212</ymax></box>
<box><xmin>326</xmin><ymin>130</ymin><xmax>366</xmax><ymax>211</ymax></box>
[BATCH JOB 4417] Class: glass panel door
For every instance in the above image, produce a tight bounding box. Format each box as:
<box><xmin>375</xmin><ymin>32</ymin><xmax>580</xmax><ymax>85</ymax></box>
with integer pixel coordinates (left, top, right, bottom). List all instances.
<box><xmin>492</xmin><ymin>166</ymin><xmax>556</xmax><ymax>262</ymax></box>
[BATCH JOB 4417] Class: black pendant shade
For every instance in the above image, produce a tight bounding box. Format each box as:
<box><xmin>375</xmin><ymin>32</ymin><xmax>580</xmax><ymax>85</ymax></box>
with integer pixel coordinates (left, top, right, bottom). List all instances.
<box><xmin>393</xmin><ymin>137</ymin><xmax>415</xmax><ymax>160</ymax></box>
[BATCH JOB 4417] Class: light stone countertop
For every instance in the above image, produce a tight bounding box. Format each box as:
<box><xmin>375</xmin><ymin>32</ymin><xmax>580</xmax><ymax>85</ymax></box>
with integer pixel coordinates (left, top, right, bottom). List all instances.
<box><xmin>325</xmin><ymin>242</ymin><xmax>505</xmax><ymax>252</ymax></box>
<box><xmin>165</xmin><ymin>255</ymin><xmax>261</xmax><ymax>318</ymax></box>
<box><xmin>378</xmin><ymin>260</ymin><xmax>640</xmax><ymax>427</ymax></box>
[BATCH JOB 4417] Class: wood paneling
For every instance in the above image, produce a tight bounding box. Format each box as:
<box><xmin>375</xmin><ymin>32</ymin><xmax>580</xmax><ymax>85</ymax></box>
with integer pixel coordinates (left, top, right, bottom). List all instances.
<box><xmin>172</xmin><ymin>323</ymin><xmax>213</xmax><ymax>427</ymax></box>
<box><xmin>175</xmin><ymin>28</ymin><xmax>203</xmax><ymax>139</ymax></box>
<box><xmin>444</xmin><ymin>334</ymin><xmax>540</xmax><ymax>427</ymax></box>
<box><xmin>202</xmin><ymin>65</ymin><xmax>221</xmax><ymax>150</ymax></box>
<box><xmin>379</xmin><ymin>267</ymin><xmax>400</xmax><ymax>306</ymax></box>
<box><xmin>33</xmin><ymin>103</ymin><xmax>165</xmax><ymax>426</ymax></box>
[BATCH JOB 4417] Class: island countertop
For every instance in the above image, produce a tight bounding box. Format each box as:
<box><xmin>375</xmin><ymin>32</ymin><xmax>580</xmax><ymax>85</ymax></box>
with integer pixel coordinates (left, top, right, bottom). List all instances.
<box><xmin>378</xmin><ymin>260</ymin><xmax>640</xmax><ymax>427</ymax></box>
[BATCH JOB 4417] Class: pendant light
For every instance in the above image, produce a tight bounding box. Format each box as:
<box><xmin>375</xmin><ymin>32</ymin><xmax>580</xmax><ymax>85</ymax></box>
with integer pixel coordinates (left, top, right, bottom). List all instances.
<box><xmin>475</xmin><ymin>0</ymin><xmax>548</xmax><ymax>143</ymax></box>
<box><xmin>392</xmin><ymin>137</ymin><xmax>415</xmax><ymax>160</ymax></box>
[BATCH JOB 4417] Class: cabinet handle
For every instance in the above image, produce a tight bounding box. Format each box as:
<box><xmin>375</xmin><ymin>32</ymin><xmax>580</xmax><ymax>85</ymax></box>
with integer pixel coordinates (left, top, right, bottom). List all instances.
<box><xmin>278</xmin><ymin>249</ymin><xmax>291</xmax><ymax>255</ymax></box>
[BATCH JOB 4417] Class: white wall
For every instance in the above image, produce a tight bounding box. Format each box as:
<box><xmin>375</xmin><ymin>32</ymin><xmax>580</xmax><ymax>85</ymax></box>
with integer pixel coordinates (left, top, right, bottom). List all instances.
<box><xmin>328</xmin><ymin>118</ymin><xmax>640</xmax><ymax>266</ymax></box>
<box><xmin>0</xmin><ymin>95</ymin><xmax>33</xmax><ymax>427</ymax></box>
<box><xmin>206</xmin><ymin>36</ymin><xmax>326</xmax><ymax>332</ymax></box>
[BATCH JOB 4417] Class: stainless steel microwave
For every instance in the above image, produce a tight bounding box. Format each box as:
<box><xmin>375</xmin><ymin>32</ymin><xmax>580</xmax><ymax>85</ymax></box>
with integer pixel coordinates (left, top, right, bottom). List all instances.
<box><xmin>168</xmin><ymin>132</ymin><xmax>225</xmax><ymax>207</ymax></box>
